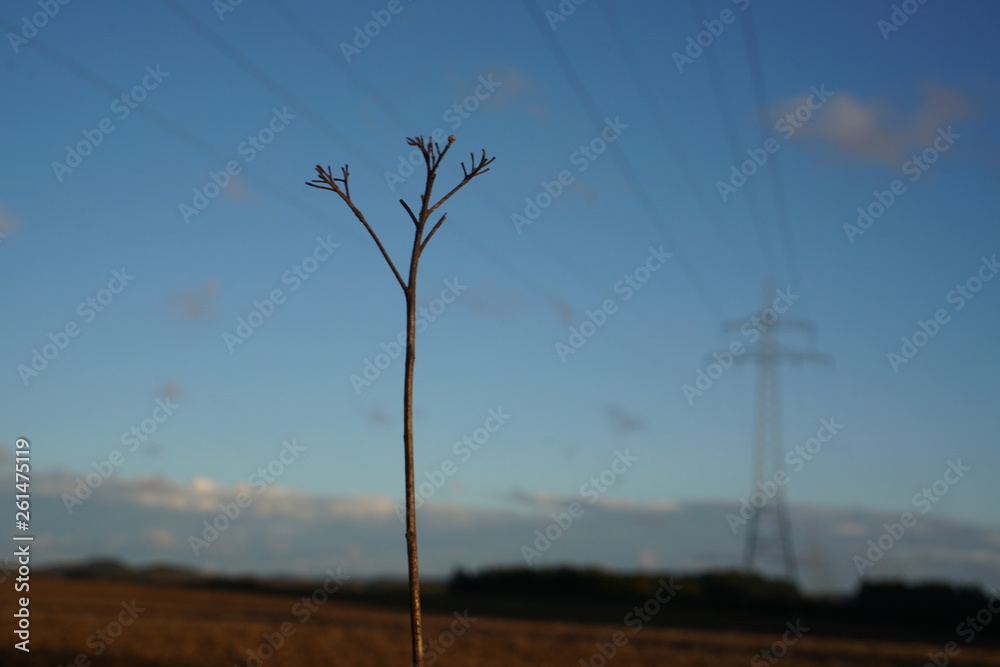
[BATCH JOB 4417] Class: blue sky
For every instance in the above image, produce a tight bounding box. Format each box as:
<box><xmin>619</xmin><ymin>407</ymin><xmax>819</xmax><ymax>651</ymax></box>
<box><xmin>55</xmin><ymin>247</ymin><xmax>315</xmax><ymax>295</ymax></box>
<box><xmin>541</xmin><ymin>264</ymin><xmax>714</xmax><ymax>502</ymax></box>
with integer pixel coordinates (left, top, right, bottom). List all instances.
<box><xmin>2</xmin><ymin>0</ymin><xmax>999</xmax><ymax>591</ymax></box>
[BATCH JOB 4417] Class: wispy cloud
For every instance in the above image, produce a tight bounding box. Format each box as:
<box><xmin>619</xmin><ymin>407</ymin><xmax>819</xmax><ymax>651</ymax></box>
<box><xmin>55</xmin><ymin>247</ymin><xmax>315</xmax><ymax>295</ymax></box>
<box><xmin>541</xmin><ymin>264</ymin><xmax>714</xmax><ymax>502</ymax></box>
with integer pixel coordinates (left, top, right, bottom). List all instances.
<box><xmin>366</xmin><ymin>405</ymin><xmax>392</xmax><ymax>426</ymax></box>
<box><xmin>116</xmin><ymin>474</ymin><xmax>398</xmax><ymax>520</ymax></box>
<box><xmin>781</xmin><ymin>82</ymin><xmax>973</xmax><ymax>165</ymax></box>
<box><xmin>160</xmin><ymin>380</ymin><xmax>184</xmax><ymax>401</ymax></box>
<box><xmin>606</xmin><ymin>404</ymin><xmax>645</xmax><ymax>434</ymax></box>
<box><xmin>476</xmin><ymin>65</ymin><xmax>533</xmax><ymax>109</ymax></box>
<box><xmin>172</xmin><ymin>281</ymin><xmax>219</xmax><ymax>321</ymax></box>
<box><xmin>462</xmin><ymin>282</ymin><xmax>530</xmax><ymax>319</ymax></box>
<box><xmin>550</xmin><ymin>296</ymin><xmax>574</xmax><ymax>326</ymax></box>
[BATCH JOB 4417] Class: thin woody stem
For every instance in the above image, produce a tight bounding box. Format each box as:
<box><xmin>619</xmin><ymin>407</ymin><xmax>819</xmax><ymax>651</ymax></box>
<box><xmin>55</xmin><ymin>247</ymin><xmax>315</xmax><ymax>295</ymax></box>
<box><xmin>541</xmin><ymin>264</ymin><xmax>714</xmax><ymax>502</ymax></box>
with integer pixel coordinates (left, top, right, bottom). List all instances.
<box><xmin>307</xmin><ymin>135</ymin><xmax>493</xmax><ymax>667</ymax></box>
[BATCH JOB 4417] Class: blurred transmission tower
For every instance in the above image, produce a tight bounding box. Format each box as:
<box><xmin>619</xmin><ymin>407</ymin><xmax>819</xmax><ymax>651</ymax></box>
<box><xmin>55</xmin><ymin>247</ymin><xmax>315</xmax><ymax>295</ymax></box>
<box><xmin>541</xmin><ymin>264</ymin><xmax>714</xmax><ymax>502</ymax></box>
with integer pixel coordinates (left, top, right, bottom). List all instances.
<box><xmin>722</xmin><ymin>280</ymin><xmax>829</xmax><ymax>583</ymax></box>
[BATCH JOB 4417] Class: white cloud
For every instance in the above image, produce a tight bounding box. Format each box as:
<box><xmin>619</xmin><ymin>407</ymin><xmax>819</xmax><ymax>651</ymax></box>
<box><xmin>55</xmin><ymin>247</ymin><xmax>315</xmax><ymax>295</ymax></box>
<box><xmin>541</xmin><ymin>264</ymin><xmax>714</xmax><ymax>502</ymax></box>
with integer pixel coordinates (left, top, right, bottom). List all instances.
<box><xmin>19</xmin><ymin>470</ymin><xmax>1000</xmax><ymax>593</ymax></box>
<box><xmin>506</xmin><ymin>490</ymin><xmax>564</xmax><ymax>507</ymax></box>
<box><xmin>780</xmin><ymin>82</ymin><xmax>973</xmax><ymax>165</ymax></box>
<box><xmin>42</xmin><ymin>472</ymin><xmax>398</xmax><ymax>520</ymax></box>
<box><xmin>506</xmin><ymin>490</ymin><xmax>676</xmax><ymax>514</ymax></box>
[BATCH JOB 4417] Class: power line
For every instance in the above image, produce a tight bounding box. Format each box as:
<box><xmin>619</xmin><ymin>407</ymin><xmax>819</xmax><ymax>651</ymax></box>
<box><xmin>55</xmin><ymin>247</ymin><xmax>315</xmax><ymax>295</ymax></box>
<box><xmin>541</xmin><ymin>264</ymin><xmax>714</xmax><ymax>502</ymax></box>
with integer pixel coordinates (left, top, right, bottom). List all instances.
<box><xmin>521</xmin><ymin>0</ymin><xmax>726</xmax><ymax>320</ymax></box>
<box><xmin>267</xmin><ymin>0</ymin><xmax>602</xmax><ymax>292</ymax></box>
<box><xmin>12</xmin><ymin>3</ymin><xmax>677</xmax><ymax>369</ymax></box>
<box><xmin>0</xmin><ymin>15</ymin><xmax>364</xmax><ymax>245</ymax></box>
<box><xmin>597</xmin><ymin>0</ymin><xmax>758</xmax><ymax>282</ymax></box>
<box><xmin>159</xmin><ymin>0</ymin><xmax>381</xmax><ymax>176</ymax></box>
<box><xmin>266</xmin><ymin>0</ymin><xmax>676</xmax><ymax>359</ymax></box>
<box><xmin>10</xmin><ymin>17</ymin><xmax>655</xmax><ymax>375</ymax></box>
<box><xmin>689</xmin><ymin>0</ymin><xmax>780</xmax><ymax>279</ymax></box>
<box><xmin>157</xmin><ymin>0</ymin><xmax>673</xmax><ymax>366</ymax></box>
<box><xmin>741</xmin><ymin>3</ymin><xmax>806</xmax><ymax>300</ymax></box>
<box><xmin>263</xmin><ymin>0</ymin><xmax>417</xmax><ymax>136</ymax></box>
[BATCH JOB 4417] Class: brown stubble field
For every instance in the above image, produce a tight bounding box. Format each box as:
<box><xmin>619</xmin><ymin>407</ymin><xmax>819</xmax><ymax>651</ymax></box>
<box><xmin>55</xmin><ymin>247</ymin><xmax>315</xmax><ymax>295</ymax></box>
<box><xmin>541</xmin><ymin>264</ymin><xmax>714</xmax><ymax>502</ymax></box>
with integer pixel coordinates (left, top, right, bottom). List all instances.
<box><xmin>4</xmin><ymin>577</ymin><xmax>1000</xmax><ymax>666</ymax></box>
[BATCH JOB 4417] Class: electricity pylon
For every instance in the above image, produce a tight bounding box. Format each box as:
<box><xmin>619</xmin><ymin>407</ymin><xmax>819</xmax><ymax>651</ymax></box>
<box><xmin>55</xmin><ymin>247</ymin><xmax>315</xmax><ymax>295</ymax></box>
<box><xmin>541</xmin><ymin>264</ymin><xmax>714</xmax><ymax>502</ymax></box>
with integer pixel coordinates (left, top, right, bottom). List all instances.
<box><xmin>721</xmin><ymin>280</ymin><xmax>829</xmax><ymax>583</ymax></box>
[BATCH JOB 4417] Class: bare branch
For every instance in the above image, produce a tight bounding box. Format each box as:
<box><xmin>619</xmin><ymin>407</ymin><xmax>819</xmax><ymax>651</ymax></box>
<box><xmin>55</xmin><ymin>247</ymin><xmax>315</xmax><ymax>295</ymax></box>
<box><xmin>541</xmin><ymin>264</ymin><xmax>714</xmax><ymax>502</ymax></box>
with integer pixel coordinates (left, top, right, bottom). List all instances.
<box><xmin>431</xmin><ymin>136</ymin><xmax>455</xmax><ymax>171</ymax></box>
<box><xmin>399</xmin><ymin>199</ymin><xmax>419</xmax><ymax>227</ymax></box>
<box><xmin>420</xmin><ymin>213</ymin><xmax>447</xmax><ymax>252</ymax></box>
<box><xmin>339</xmin><ymin>165</ymin><xmax>351</xmax><ymax>200</ymax></box>
<box><xmin>407</xmin><ymin>136</ymin><xmax>432</xmax><ymax>173</ymax></box>
<box><xmin>308</xmin><ymin>138</ymin><xmax>492</xmax><ymax>293</ymax></box>
<box><xmin>427</xmin><ymin>149</ymin><xmax>495</xmax><ymax>216</ymax></box>
<box><xmin>305</xmin><ymin>164</ymin><xmax>338</xmax><ymax>191</ymax></box>
<box><xmin>308</xmin><ymin>164</ymin><xmax>407</xmax><ymax>292</ymax></box>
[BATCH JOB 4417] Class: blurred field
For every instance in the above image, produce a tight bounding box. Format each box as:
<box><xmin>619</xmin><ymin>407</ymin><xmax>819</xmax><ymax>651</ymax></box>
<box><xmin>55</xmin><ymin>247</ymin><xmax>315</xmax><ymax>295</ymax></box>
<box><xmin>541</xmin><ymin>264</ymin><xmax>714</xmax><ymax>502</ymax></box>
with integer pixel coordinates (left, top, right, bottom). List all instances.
<box><xmin>4</xmin><ymin>576</ymin><xmax>1000</xmax><ymax>666</ymax></box>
